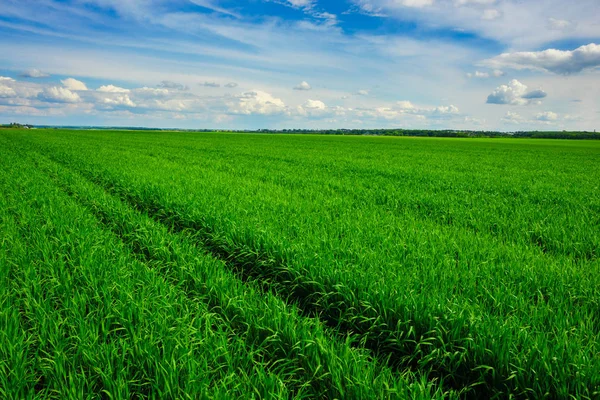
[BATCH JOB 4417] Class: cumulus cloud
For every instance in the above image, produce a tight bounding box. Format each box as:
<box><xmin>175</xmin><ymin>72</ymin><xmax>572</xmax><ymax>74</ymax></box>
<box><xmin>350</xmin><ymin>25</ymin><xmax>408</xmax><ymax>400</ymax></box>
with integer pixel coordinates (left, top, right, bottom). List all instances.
<box><xmin>536</xmin><ymin>111</ymin><xmax>558</xmax><ymax>121</ymax></box>
<box><xmin>0</xmin><ymin>84</ymin><xmax>17</xmax><ymax>98</ymax></box>
<box><xmin>293</xmin><ymin>81</ymin><xmax>312</xmax><ymax>90</ymax></box>
<box><xmin>142</xmin><ymin>99</ymin><xmax>192</xmax><ymax>112</ymax></box>
<box><xmin>134</xmin><ymin>87</ymin><xmax>171</xmax><ymax>97</ymax></box>
<box><xmin>296</xmin><ymin>99</ymin><xmax>329</xmax><ymax>117</ymax></box>
<box><xmin>0</xmin><ymin>76</ymin><xmax>15</xmax><ymax>82</ymax></box>
<box><xmin>356</xmin><ymin>89</ymin><xmax>369</xmax><ymax>95</ymax></box>
<box><xmin>38</xmin><ymin>87</ymin><xmax>81</xmax><ymax>103</ymax></box>
<box><xmin>303</xmin><ymin>99</ymin><xmax>326</xmax><ymax>109</ymax></box>
<box><xmin>1</xmin><ymin>75</ymin><xmax>471</xmax><ymax>126</ymax></box>
<box><xmin>157</xmin><ymin>80</ymin><xmax>189</xmax><ymax>90</ymax></box>
<box><xmin>101</xmin><ymin>94</ymin><xmax>136</xmax><ymax>108</ymax></box>
<box><xmin>502</xmin><ymin>110</ymin><xmax>562</xmax><ymax>125</ymax></box>
<box><xmin>355</xmin><ymin>100</ymin><xmax>459</xmax><ymax>120</ymax></box>
<box><xmin>228</xmin><ymin>91</ymin><xmax>286</xmax><ymax>115</ymax></box>
<box><xmin>225</xmin><ymin>82</ymin><xmax>238</xmax><ymax>88</ymax></box>
<box><xmin>19</xmin><ymin>69</ymin><xmax>50</xmax><ymax>78</ymax></box>
<box><xmin>487</xmin><ymin>80</ymin><xmax>527</xmax><ymax>105</ymax></box>
<box><xmin>61</xmin><ymin>78</ymin><xmax>88</xmax><ymax>91</ymax></box>
<box><xmin>201</xmin><ymin>82</ymin><xmax>221</xmax><ymax>87</ymax></box>
<box><xmin>98</xmin><ymin>84</ymin><xmax>130</xmax><ymax>93</ymax></box>
<box><xmin>484</xmin><ymin>43</ymin><xmax>600</xmax><ymax>74</ymax></box>
<box><xmin>434</xmin><ymin>105</ymin><xmax>459</xmax><ymax>114</ymax></box>
<box><xmin>486</xmin><ymin>79</ymin><xmax>547</xmax><ymax>105</ymax></box>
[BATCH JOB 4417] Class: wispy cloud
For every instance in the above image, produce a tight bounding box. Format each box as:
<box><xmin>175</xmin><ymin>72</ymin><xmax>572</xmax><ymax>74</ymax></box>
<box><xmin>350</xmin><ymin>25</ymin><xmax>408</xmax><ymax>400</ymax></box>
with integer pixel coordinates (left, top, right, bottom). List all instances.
<box><xmin>0</xmin><ymin>0</ymin><xmax>597</xmax><ymax>130</ymax></box>
<box><xmin>19</xmin><ymin>69</ymin><xmax>50</xmax><ymax>78</ymax></box>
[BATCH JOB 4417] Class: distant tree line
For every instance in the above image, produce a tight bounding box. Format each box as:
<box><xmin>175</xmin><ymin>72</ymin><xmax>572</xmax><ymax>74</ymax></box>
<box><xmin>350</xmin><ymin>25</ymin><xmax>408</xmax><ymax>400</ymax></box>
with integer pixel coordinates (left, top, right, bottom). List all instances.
<box><xmin>251</xmin><ymin>129</ymin><xmax>600</xmax><ymax>140</ymax></box>
<box><xmin>510</xmin><ymin>131</ymin><xmax>600</xmax><ymax>140</ymax></box>
<box><xmin>0</xmin><ymin>122</ymin><xmax>34</xmax><ymax>129</ymax></box>
<box><xmin>3</xmin><ymin>123</ymin><xmax>599</xmax><ymax>139</ymax></box>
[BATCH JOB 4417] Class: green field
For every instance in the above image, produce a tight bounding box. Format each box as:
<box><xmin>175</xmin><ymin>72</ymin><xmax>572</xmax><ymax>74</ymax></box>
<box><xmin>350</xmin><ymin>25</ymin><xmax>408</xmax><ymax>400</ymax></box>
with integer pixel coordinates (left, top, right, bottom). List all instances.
<box><xmin>1</xmin><ymin>129</ymin><xmax>599</xmax><ymax>399</ymax></box>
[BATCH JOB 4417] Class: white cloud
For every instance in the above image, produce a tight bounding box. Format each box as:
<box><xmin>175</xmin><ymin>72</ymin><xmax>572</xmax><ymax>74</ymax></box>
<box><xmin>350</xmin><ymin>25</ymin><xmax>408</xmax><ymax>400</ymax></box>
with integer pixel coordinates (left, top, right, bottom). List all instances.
<box><xmin>134</xmin><ymin>87</ymin><xmax>170</xmax><ymax>97</ymax></box>
<box><xmin>98</xmin><ymin>84</ymin><xmax>130</xmax><ymax>93</ymax></box>
<box><xmin>351</xmin><ymin>1</ymin><xmax>386</xmax><ymax>16</ymax></box>
<box><xmin>397</xmin><ymin>100</ymin><xmax>416</xmax><ymax>109</ymax></box>
<box><xmin>286</xmin><ymin>0</ymin><xmax>315</xmax><ymax>7</ymax></box>
<box><xmin>536</xmin><ymin>111</ymin><xmax>558</xmax><ymax>121</ymax></box>
<box><xmin>434</xmin><ymin>105</ymin><xmax>459</xmax><ymax>114</ymax></box>
<box><xmin>279</xmin><ymin>0</ymin><xmax>338</xmax><ymax>25</ymax></box>
<box><xmin>354</xmin><ymin>0</ymin><xmax>433</xmax><ymax>14</ymax></box>
<box><xmin>356</xmin><ymin>89</ymin><xmax>369</xmax><ymax>95</ymax></box>
<box><xmin>502</xmin><ymin>110</ymin><xmax>564</xmax><ymax>125</ymax></box>
<box><xmin>296</xmin><ymin>99</ymin><xmax>329</xmax><ymax>117</ymax></box>
<box><xmin>481</xmin><ymin>9</ymin><xmax>501</xmax><ymax>20</ymax></box>
<box><xmin>455</xmin><ymin>0</ymin><xmax>496</xmax><ymax>5</ymax></box>
<box><xmin>228</xmin><ymin>90</ymin><xmax>286</xmax><ymax>115</ymax></box>
<box><xmin>548</xmin><ymin>18</ymin><xmax>571</xmax><ymax>31</ymax></box>
<box><xmin>351</xmin><ymin>100</ymin><xmax>461</xmax><ymax>121</ymax></box>
<box><xmin>484</xmin><ymin>43</ymin><xmax>600</xmax><ymax>74</ymax></box>
<box><xmin>157</xmin><ymin>80</ymin><xmax>189</xmax><ymax>90</ymax></box>
<box><xmin>564</xmin><ymin>114</ymin><xmax>583</xmax><ymax>122</ymax></box>
<box><xmin>350</xmin><ymin>100</ymin><xmax>462</xmax><ymax>123</ymax></box>
<box><xmin>188</xmin><ymin>0</ymin><xmax>241</xmax><ymax>17</ymax></box>
<box><xmin>0</xmin><ymin>76</ymin><xmax>15</xmax><ymax>82</ymax></box>
<box><xmin>303</xmin><ymin>99</ymin><xmax>326</xmax><ymax>109</ymax></box>
<box><xmin>19</xmin><ymin>69</ymin><xmax>50</xmax><ymax>78</ymax></box>
<box><xmin>102</xmin><ymin>94</ymin><xmax>136</xmax><ymax>108</ymax></box>
<box><xmin>467</xmin><ymin>69</ymin><xmax>505</xmax><ymax>78</ymax></box>
<box><xmin>201</xmin><ymin>81</ymin><xmax>221</xmax><ymax>87</ymax></box>
<box><xmin>0</xmin><ymin>84</ymin><xmax>17</xmax><ymax>98</ymax></box>
<box><xmin>486</xmin><ymin>79</ymin><xmax>547</xmax><ymax>105</ymax></box>
<box><xmin>38</xmin><ymin>86</ymin><xmax>81</xmax><ymax>103</ymax></box>
<box><xmin>293</xmin><ymin>81</ymin><xmax>312</xmax><ymax>90</ymax></box>
<box><xmin>501</xmin><ymin>111</ymin><xmax>524</xmax><ymax>124</ymax></box>
<box><xmin>468</xmin><ymin>71</ymin><xmax>490</xmax><ymax>78</ymax></box>
<box><xmin>61</xmin><ymin>78</ymin><xmax>88</xmax><ymax>91</ymax></box>
<box><xmin>399</xmin><ymin>0</ymin><xmax>434</xmax><ymax>7</ymax></box>
<box><xmin>142</xmin><ymin>99</ymin><xmax>192</xmax><ymax>112</ymax></box>
<box><xmin>0</xmin><ymin>0</ymin><xmax>597</xmax><ymax>131</ymax></box>
<box><xmin>350</xmin><ymin>0</ymin><xmax>599</xmax><ymax>50</ymax></box>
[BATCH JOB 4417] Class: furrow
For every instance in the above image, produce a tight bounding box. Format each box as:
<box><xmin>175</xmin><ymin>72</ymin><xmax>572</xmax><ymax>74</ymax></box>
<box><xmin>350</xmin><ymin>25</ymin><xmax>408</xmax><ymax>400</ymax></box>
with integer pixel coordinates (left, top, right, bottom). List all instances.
<box><xmin>25</xmin><ymin>135</ymin><xmax>526</xmax><ymax>398</ymax></box>
<box><xmin>23</xmin><ymin>139</ymin><xmax>447</xmax><ymax>399</ymax></box>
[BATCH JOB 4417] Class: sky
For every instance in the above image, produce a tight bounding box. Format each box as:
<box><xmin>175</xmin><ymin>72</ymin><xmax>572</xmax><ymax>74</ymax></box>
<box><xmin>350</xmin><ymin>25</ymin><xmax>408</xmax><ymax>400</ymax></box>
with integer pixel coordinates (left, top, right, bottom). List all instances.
<box><xmin>0</xmin><ymin>0</ymin><xmax>599</xmax><ymax>131</ymax></box>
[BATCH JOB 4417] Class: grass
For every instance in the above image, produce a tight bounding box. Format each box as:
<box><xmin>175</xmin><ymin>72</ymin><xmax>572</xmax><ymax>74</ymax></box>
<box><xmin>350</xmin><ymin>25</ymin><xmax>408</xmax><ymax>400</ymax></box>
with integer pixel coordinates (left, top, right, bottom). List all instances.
<box><xmin>1</xmin><ymin>128</ymin><xmax>599</xmax><ymax>398</ymax></box>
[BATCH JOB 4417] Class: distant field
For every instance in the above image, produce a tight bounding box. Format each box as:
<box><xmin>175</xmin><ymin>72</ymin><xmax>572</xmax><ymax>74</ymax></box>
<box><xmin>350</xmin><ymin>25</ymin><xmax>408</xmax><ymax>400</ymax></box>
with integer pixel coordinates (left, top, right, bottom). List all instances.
<box><xmin>1</xmin><ymin>128</ymin><xmax>599</xmax><ymax>398</ymax></box>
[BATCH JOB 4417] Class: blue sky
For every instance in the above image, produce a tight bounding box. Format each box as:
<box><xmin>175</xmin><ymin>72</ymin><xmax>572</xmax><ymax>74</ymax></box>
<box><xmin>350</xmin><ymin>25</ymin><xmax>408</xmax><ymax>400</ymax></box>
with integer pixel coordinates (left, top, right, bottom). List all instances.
<box><xmin>0</xmin><ymin>0</ymin><xmax>599</xmax><ymax>130</ymax></box>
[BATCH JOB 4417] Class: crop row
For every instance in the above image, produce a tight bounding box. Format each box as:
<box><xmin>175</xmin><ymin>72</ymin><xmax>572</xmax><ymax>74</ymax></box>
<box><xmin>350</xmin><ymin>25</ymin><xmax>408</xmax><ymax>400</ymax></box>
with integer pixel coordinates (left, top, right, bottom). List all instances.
<box><xmin>9</xmin><ymin>130</ymin><xmax>600</xmax><ymax>398</ymax></box>
<box><xmin>36</xmin><ymin>130</ymin><xmax>599</xmax><ymax>261</ymax></box>
<box><xmin>0</xmin><ymin>135</ymin><xmax>443</xmax><ymax>398</ymax></box>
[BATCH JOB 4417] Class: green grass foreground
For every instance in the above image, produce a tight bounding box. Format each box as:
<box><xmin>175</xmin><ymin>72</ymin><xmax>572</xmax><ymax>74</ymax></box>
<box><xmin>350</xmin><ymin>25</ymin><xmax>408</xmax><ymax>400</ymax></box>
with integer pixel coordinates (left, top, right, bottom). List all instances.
<box><xmin>1</xmin><ymin>128</ymin><xmax>599</xmax><ymax>398</ymax></box>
